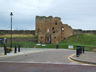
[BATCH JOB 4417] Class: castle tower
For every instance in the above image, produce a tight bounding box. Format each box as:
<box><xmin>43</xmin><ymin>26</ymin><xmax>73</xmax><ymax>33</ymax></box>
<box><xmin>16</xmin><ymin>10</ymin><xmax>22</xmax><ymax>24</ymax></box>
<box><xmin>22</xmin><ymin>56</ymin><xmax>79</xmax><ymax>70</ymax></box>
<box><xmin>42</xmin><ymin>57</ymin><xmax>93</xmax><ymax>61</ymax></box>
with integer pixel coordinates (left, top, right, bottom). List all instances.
<box><xmin>35</xmin><ymin>16</ymin><xmax>73</xmax><ymax>44</ymax></box>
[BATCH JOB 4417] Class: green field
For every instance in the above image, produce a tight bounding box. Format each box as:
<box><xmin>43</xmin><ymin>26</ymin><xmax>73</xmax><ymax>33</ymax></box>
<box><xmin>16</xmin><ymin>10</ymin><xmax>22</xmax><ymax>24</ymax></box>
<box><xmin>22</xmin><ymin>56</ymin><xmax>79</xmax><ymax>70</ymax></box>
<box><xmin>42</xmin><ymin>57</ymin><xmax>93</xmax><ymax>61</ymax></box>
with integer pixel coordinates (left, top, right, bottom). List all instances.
<box><xmin>59</xmin><ymin>33</ymin><xmax>96</xmax><ymax>51</ymax></box>
<box><xmin>0</xmin><ymin>34</ymin><xmax>35</xmax><ymax>38</ymax></box>
<box><xmin>0</xmin><ymin>33</ymin><xmax>96</xmax><ymax>51</ymax></box>
<box><xmin>0</xmin><ymin>34</ymin><xmax>36</xmax><ymax>48</ymax></box>
<box><xmin>37</xmin><ymin>33</ymin><xmax>96</xmax><ymax>51</ymax></box>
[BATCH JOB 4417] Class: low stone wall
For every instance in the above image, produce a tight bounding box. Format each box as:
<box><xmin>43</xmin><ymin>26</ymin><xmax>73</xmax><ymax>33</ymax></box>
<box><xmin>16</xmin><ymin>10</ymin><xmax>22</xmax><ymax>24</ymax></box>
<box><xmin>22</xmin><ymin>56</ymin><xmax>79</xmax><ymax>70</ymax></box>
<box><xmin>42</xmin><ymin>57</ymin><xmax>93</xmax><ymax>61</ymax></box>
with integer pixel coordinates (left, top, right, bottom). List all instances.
<box><xmin>0</xmin><ymin>30</ymin><xmax>35</xmax><ymax>35</ymax></box>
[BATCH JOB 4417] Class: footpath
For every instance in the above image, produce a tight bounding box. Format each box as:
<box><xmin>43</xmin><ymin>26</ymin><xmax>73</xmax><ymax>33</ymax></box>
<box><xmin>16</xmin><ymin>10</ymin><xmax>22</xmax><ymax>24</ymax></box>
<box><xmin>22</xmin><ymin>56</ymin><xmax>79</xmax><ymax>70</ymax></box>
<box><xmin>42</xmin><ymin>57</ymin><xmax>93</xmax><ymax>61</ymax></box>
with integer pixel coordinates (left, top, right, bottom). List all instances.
<box><xmin>70</xmin><ymin>51</ymin><xmax>96</xmax><ymax>65</ymax></box>
<box><xmin>1</xmin><ymin>47</ymin><xmax>96</xmax><ymax>65</ymax></box>
<box><xmin>0</xmin><ymin>48</ymin><xmax>51</xmax><ymax>57</ymax></box>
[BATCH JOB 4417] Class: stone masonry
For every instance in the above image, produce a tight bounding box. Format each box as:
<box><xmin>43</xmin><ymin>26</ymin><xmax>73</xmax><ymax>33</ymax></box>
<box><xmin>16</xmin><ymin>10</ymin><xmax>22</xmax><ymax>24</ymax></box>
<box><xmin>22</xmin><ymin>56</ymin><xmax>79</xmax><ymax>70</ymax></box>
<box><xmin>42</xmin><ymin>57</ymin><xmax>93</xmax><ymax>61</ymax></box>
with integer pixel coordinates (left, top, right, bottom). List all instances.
<box><xmin>35</xmin><ymin>16</ymin><xmax>73</xmax><ymax>44</ymax></box>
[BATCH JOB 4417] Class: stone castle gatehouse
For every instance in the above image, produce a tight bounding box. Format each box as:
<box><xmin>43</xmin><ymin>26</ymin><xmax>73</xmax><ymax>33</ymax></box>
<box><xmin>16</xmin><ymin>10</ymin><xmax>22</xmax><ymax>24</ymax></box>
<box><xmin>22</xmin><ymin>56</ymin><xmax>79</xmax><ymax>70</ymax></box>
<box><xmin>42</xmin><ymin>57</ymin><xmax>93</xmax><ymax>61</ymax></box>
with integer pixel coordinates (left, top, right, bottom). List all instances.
<box><xmin>35</xmin><ymin>16</ymin><xmax>73</xmax><ymax>44</ymax></box>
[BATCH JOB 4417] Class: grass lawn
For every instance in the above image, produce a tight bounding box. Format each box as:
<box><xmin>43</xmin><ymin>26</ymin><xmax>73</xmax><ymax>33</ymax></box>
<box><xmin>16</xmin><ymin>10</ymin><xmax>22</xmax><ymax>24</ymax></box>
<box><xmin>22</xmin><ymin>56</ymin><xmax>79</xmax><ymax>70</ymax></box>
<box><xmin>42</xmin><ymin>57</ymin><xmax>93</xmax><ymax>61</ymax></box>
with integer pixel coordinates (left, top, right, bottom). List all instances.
<box><xmin>0</xmin><ymin>34</ymin><xmax>35</xmax><ymax>38</ymax></box>
<box><xmin>60</xmin><ymin>33</ymin><xmax>96</xmax><ymax>50</ymax></box>
<box><xmin>37</xmin><ymin>33</ymin><xmax>96</xmax><ymax>51</ymax></box>
<box><xmin>0</xmin><ymin>33</ymin><xmax>96</xmax><ymax>51</ymax></box>
<box><xmin>0</xmin><ymin>34</ymin><xmax>37</xmax><ymax>48</ymax></box>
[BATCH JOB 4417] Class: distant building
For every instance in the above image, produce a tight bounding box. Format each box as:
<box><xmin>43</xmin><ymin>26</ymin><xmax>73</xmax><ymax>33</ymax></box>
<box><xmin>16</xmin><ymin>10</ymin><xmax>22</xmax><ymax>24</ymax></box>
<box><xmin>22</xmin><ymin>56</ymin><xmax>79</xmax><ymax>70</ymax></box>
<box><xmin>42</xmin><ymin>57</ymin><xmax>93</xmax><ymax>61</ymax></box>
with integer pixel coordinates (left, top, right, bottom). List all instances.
<box><xmin>35</xmin><ymin>16</ymin><xmax>73</xmax><ymax>44</ymax></box>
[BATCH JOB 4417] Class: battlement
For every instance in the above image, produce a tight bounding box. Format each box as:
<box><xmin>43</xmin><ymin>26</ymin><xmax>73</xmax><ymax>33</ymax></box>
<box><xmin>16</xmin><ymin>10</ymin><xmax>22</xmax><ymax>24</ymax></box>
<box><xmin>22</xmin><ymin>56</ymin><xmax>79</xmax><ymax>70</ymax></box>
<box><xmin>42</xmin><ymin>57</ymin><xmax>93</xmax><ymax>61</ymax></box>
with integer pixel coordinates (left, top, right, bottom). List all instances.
<box><xmin>36</xmin><ymin>16</ymin><xmax>61</xmax><ymax>20</ymax></box>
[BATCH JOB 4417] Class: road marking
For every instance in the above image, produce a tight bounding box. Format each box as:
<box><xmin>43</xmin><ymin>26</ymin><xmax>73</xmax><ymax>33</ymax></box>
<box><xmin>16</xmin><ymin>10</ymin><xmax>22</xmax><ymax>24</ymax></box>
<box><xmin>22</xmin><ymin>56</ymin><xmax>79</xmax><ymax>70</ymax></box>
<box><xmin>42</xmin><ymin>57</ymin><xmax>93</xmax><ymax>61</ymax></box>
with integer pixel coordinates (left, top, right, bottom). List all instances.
<box><xmin>0</xmin><ymin>60</ymin><xmax>74</xmax><ymax>65</ymax></box>
<box><xmin>68</xmin><ymin>53</ymin><xmax>96</xmax><ymax>66</ymax></box>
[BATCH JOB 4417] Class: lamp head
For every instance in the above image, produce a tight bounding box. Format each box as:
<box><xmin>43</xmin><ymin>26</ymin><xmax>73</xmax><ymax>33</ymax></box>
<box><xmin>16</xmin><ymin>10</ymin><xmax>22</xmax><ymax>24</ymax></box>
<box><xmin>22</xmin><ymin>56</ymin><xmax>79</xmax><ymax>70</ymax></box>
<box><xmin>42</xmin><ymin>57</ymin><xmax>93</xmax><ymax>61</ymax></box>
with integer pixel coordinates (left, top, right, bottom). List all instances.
<box><xmin>10</xmin><ymin>12</ymin><xmax>13</xmax><ymax>16</ymax></box>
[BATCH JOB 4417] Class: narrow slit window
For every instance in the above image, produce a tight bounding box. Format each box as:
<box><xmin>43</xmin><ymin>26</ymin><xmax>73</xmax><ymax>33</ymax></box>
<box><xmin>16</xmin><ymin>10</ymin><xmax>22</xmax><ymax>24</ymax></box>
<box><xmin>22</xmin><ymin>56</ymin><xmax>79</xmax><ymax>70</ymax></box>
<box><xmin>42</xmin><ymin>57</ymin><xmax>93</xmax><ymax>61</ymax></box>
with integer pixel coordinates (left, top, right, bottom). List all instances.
<box><xmin>38</xmin><ymin>28</ymin><xmax>40</xmax><ymax>32</ymax></box>
<box><xmin>55</xmin><ymin>22</ymin><xmax>57</xmax><ymax>25</ymax></box>
<box><xmin>52</xmin><ymin>27</ymin><xmax>54</xmax><ymax>30</ymax></box>
<box><xmin>53</xmin><ymin>31</ymin><xmax>55</xmax><ymax>33</ymax></box>
<box><xmin>62</xmin><ymin>27</ymin><xmax>64</xmax><ymax>32</ymax></box>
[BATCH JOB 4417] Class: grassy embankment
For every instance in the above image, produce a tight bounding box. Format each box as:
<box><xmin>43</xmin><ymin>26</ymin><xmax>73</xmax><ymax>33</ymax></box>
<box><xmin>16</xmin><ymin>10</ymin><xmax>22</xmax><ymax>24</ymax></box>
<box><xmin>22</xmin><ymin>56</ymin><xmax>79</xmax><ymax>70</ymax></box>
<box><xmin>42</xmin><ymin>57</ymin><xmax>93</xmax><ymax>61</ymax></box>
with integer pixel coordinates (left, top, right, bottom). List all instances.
<box><xmin>0</xmin><ymin>34</ymin><xmax>35</xmax><ymax>38</ymax></box>
<box><xmin>38</xmin><ymin>33</ymin><xmax>96</xmax><ymax>51</ymax></box>
<box><xmin>0</xmin><ymin>33</ymin><xmax>96</xmax><ymax>51</ymax></box>
<box><xmin>0</xmin><ymin>34</ymin><xmax>37</xmax><ymax>48</ymax></box>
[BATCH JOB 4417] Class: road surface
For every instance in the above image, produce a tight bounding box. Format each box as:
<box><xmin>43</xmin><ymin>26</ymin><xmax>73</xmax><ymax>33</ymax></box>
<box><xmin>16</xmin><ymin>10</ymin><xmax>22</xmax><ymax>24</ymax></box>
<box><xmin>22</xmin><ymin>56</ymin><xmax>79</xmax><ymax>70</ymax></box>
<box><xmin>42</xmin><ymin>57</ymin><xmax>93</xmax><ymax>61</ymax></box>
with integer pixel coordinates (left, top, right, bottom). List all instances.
<box><xmin>0</xmin><ymin>49</ymin><xmax>75</xmax><ymax>64</ymax></box>
<box><xmin>0</xmin><ymin>49</ymin><xmax>95</xmax><ymax>72</ymax></box>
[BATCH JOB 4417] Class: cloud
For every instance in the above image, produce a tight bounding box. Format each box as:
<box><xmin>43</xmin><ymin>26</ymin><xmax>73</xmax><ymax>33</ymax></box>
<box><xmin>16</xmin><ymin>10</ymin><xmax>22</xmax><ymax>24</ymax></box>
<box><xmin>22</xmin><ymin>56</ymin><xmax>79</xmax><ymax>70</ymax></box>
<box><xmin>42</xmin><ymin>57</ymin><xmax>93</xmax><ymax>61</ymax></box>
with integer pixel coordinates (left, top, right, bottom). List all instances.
<box><xmin>0</xmin><ymin>0</ymin><xmax>96</xmax><ymax>30</ymax></box>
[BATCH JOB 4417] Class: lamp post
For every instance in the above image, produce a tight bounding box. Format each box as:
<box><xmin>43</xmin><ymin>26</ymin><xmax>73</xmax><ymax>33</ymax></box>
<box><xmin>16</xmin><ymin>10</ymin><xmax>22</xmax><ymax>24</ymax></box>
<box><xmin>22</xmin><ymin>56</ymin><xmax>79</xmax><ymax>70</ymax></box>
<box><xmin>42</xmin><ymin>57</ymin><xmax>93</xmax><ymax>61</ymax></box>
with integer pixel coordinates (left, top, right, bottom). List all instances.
<box><xmin>10</xmin><ymin>12</ymin><xmax>13</xmax><ymax>48</ymax></box>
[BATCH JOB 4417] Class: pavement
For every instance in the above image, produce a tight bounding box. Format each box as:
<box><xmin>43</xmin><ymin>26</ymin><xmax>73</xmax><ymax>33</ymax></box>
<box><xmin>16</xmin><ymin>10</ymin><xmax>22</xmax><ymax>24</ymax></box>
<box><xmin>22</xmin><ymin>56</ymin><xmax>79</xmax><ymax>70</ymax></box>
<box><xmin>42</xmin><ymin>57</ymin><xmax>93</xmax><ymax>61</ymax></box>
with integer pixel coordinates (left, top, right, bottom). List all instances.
<box><xmin>0</xmin><ymin>48</ymin><xmax>75</xmax><ymax>64</ymax></box>
<box><xmin>0</xmin><ymin>48</ymin><xmax>96</xmax><ymax>72</ymax></box>
<box><xmin>0</xmin><ymin>47</ymin><xmax>4</xmax><ymax>56</ymax></box>
<box><xmin>0</xmin><ymin>48</ymin><xmax>53</xmax><ymax>57</ymax></box>
<box><xmin>0</xmin><ymin>47</ymin><xmax>96</xmax><ymax>65</ymax></box>
<box><xmin>70</xmin><ymin>51</ymin><xmax>96</xmax><ymax>65</ymax></box>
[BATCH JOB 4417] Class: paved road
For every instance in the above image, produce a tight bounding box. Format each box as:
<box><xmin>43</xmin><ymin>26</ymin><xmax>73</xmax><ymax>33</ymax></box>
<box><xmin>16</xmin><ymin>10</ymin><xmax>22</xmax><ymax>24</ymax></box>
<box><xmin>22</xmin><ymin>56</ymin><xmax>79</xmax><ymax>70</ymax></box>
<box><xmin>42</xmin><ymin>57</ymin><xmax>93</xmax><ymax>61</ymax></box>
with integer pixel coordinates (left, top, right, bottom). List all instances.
<box><xmin>0</xmin><ymin>49</ymin><xmax>75</xmax><ymax>64</ymax></box>
<box><xmin>0</xmin><ymin>49</ymin><xmax>95</xmax><ymax>72</ymax></box>
<box><xmin>0</xmin><ymin>62</ymin><xmax>96</xmax><ymax>72</ymax></box>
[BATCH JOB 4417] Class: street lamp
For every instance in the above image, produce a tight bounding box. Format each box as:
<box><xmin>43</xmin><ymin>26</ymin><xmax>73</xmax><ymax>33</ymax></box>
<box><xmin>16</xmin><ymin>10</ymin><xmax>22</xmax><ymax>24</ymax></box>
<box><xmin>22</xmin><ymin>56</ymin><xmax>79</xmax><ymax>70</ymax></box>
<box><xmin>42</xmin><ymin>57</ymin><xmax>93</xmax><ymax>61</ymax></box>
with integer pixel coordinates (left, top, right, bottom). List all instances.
<box><xmin>10</xmin><ymin>12</ymin><xmax>13</xmax><ymax>48</ymax></box>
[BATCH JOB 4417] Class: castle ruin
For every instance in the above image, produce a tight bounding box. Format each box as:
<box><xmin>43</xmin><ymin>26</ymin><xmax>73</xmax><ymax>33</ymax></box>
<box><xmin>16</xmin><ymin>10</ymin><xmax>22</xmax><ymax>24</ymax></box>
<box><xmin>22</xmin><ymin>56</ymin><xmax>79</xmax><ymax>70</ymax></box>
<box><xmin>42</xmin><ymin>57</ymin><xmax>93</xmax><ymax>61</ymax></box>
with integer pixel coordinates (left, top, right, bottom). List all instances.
<box><xmin>35</xmin><ymin>16</ymin><xmax>73</xmax><ymax>44</ymax></box>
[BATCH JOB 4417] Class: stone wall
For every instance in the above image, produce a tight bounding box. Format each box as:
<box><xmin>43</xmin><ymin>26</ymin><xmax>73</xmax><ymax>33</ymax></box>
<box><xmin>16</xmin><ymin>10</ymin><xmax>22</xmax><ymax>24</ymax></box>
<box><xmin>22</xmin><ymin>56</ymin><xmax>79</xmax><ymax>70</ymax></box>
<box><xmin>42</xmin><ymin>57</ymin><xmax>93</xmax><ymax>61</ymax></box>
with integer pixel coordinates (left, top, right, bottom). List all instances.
<box><xmin>74</xmin><ymin>29</ymin><xmax>96</xmax><ymax>34</ymax></box>
<box><xmin>35</xmin><ymin>16</ymin><xmax>74</xmax><ymax>44</ymax></box>
<box><xmin>0</xmin><ymin>30</ymin><xmax>35</xmax><ymax>35</ymax></box>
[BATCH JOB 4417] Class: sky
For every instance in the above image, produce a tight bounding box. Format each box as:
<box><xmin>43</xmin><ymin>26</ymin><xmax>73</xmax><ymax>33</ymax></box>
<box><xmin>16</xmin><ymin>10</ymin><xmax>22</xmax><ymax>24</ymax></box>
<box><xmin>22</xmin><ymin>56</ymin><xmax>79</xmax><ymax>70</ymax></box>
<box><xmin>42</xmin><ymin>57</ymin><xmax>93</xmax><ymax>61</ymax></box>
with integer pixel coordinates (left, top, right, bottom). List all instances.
<box><xmin>0</xmin><ymin>0</ymin><xmax>96</xmax><ymax>30</ymax></box>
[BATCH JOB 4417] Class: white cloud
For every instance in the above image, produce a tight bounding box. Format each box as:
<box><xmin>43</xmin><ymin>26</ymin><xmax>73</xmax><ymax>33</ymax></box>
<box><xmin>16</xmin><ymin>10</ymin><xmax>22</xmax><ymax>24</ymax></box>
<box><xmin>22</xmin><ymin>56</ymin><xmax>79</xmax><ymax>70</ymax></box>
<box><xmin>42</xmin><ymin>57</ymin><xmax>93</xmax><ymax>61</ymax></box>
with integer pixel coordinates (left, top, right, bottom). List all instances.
<box><xmin>0</xmin><ymin>0</ymin><xmax>96</xmax><ymax>30</ymax></box>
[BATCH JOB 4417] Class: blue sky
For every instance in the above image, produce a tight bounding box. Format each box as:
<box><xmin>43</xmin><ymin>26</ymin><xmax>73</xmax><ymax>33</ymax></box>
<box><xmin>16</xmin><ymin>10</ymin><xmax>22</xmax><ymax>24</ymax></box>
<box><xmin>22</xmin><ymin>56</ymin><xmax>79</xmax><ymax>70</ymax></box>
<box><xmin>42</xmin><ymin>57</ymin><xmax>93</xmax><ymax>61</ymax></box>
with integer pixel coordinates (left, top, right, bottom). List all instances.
<box><xmin>0</xmin><ymin>0</ymin><xmax>96</xmax><ymax>30</ymax></box>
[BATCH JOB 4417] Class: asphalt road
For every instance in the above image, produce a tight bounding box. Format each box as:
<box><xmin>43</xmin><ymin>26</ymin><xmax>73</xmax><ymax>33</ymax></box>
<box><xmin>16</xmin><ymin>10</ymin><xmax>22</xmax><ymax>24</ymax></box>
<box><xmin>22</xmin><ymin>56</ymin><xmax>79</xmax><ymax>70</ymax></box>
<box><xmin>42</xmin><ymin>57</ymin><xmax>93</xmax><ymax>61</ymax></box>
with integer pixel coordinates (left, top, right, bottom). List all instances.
<box><xmin>0</xmin><ymin>62</ymin><xmax>96</xmax><ymax>72</ymax></box>
<box><xmin>0</xmin><ymin>49</ymin><xmax>96</xmax><ymax>72</ymax></box>
<box><xmin>0</xmin><ymin>49</ymin><xmax>75</xmax><ymax>64</ymax></box>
